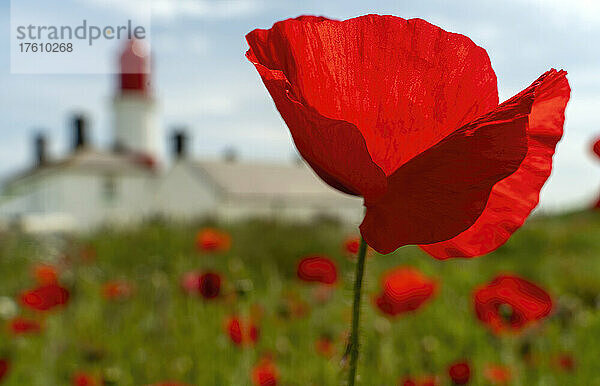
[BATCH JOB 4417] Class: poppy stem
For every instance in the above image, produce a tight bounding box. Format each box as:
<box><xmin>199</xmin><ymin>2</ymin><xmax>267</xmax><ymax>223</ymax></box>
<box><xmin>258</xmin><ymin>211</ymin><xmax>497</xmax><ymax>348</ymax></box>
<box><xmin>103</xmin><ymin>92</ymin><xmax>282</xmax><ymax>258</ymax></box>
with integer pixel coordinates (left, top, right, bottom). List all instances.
<box><xmin>347</xmin><ymin>237</ymin><xmax>368</xmax><ymax>386</ymax></box>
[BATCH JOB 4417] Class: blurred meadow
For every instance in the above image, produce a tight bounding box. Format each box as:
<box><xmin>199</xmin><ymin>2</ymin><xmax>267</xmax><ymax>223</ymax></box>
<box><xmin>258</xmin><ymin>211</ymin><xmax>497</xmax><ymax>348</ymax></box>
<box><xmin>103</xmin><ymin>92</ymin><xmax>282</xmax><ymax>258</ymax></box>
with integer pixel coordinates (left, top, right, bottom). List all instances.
<box><xmin>1</xmin><ymin>211</ymin><xmax>599</xmax><ymax>385</ymax></box>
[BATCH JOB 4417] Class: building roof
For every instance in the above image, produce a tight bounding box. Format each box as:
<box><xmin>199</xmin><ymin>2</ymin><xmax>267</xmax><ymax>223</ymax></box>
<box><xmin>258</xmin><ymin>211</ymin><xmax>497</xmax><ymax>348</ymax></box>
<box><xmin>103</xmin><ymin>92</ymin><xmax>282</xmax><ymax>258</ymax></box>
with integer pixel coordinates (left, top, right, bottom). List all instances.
<box><xmin>188</xmin><ymin>160</ymin><xmax>361</xmax><ymax>205</ymax></box>
<box><xmin>2</xmin><ymin>148</ymin><xmax>156</xmax><ymax>188</ymax></box>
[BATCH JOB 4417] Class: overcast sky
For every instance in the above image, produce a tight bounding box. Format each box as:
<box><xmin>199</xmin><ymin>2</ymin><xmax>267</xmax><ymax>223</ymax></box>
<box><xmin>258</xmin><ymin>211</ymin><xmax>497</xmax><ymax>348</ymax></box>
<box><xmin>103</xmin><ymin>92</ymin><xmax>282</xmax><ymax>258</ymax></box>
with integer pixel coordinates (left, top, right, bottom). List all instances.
<box><xmin>0</xmin><ymin>0</ymin><xmax>599</xmax><ymax>211</ymax></box>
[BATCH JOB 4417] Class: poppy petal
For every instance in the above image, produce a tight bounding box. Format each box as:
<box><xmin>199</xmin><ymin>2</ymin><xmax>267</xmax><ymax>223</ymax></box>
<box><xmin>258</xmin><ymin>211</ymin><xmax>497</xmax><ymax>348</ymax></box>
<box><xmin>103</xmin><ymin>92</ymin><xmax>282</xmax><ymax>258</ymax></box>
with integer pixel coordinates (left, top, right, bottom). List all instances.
<box><xmin>246</xmin><ymin>38</ymin><xmax>387</xmax><ymax>199</ymax></box>
<box><xmin>360</xmin><ymin>89</ymin><xmax>531</xmax><ymax>253</ymax></box>
<box><xmin>246</xmin><ymin>14</ymin><xmax>498</xmax><ymax>196</ymax></box>
<box><xmin>421</xmin><ymin>69</ymin><xmax>570</xmax><ymax>258</ymax></box>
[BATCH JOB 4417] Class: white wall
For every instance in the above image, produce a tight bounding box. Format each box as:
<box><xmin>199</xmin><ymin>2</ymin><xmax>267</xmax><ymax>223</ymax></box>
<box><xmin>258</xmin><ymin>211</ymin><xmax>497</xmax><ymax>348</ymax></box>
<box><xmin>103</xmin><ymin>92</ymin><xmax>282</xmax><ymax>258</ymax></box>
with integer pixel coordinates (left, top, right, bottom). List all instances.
<box><xmin>153</xmin><ymin>162</ymin><xmax>219</xmax><ymax>220</ymax></box>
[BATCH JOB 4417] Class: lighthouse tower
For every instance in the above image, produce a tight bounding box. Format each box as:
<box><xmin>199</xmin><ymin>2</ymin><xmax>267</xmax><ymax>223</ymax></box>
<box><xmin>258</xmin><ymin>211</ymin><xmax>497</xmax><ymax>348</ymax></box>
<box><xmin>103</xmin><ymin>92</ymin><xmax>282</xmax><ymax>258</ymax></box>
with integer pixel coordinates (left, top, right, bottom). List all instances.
<box><xmin>113</xmin><ymin>40</ymin><xmax>158</xmax><ymax>159</ymax></box>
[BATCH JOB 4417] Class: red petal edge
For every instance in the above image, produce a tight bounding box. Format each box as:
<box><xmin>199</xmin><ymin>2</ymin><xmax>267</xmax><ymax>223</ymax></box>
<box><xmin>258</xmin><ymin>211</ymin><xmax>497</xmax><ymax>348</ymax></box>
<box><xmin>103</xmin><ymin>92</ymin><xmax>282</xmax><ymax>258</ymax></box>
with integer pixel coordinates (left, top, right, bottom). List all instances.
<box><xmin>246</xmin><ymin>22</ymin><xmax>387</xmax><ymax>200</ymax></box>
<box><xmin>421</xmin><ymin>69</ymin><xmax>570</xmax><ymax>259</ymax></box>
<box><xmin>360</xmin><ymin>78</ymin><xmax>534</xmax><ymax>254</ymax></box>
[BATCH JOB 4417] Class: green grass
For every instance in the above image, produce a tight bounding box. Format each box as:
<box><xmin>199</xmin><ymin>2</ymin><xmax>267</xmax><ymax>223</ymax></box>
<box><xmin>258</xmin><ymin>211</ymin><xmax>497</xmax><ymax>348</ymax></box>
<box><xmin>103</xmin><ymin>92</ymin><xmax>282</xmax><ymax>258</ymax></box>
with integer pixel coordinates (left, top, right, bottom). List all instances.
<box><xmin>1</xmin><ymin>212</ymin><xmax>600</xmax><ymax>385</ymax></box>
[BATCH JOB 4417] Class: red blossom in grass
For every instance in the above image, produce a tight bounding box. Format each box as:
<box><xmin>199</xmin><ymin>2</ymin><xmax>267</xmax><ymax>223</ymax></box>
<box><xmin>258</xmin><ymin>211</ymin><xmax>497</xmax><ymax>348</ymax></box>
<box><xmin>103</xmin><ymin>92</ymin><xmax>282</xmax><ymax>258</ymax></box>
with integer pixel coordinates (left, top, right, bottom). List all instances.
<box><xmin>251</xmin><ymin>357</ymin><xmax>278</xmax><ymax>386</ymax></box>
<box><xmin>102</xmin><ymin>281</ymin><xmax>134</xmax><ymax>301</ymax></box>
<box><xmin>199</xmin><ymin>272</ymin><xmax>222</xmax><ymax>299</ymax></box>
<box><xmin>474</xmin><ymin>274</ymin><xmax>553</xmax><ymax>334</ymax></box>
<box><xmin>343</xmin><ymin>237</ymin><xmax>360</xmax><ymax>256</ymax></box>
<box><xmin>20</xmin><ymin>283</ymin><xmax>70</xmax><ymax>312</ymax></box>
<box><xmin>72</xmin><ymin>372</ymin><xmax>99</xmax><ymax>386</ymax></box>
<box><xmin>484</xmin><ymin>364</ymin><xmax>511</xmax><ymax>385</ymax></box>
<box><xmin>297</xmin><ymin>256</ymin><xmax>337</xmax><ymax>285</ymax></box>
<box><xmin>195</xmin><ymin>228</ymin><xmax>231</xmax><ymax>253</ymax></box>
<box><xmin>0</xmin><ymin>359</ymin><xmax>9</xmax><ymax>381</ymax></box>
<box><xmin>315</xmin><ymin>334</ymin><xmax>335</xmax><ymax>358</ymax></box>
<box><xmin>226</xmin><ymin>316</ymin><xmax>259</xmax><ymax>346</ymax></box>
<box><xmin>246</xmin><ymin>15</ymin><xmax>570</xmax><ymax>256</ymax></box>
<box><xmin>181</xmin><ymin>272</ymin><xmax>222</xmax><ymax>299</ymax></box>
<box><xmin>552</xmin><ymin>353</ymin><xmax>575</xmax><ymax>372</ymax></box>
<box><xmin>32</xmin><ymin>264</ymin><xmax>59</xmax><ymax>285</ymax></box>
<box><xmin>9</xmin><ymin>317</ymin><xmax>42</xmax><ymax>335</ymax></box>
<box><xmin>374</xmin><ymin>267</ymin><xmax>437</xmax><ymax>317</ymax></box>
<box><xmin>180</xmin><ymin>271</ymin><xmax>201</xmax><ymax>294</ymax></box>
<box><xmin>592</xmin><ymin>137</ymin><xmax>600</xmax><ymax>210</ymax></box>
<box><xmin>448</xmin><ymin>361</ymin><xmax>471</xmax><ymax>385</ymax></box>
<box><xmin>593</xmin><ymin>137</ymin><xmax>600</xmax><ymax>159</ymax></box>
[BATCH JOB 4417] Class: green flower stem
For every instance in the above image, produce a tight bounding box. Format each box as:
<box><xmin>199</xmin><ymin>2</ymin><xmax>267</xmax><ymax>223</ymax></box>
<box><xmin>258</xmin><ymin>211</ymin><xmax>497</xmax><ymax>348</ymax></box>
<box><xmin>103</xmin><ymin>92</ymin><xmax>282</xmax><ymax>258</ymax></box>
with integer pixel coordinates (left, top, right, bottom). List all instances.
<box><xmin>347</xmin><ymin>237</ymin><xmax>368</xmax><ymax>386</ymax></box>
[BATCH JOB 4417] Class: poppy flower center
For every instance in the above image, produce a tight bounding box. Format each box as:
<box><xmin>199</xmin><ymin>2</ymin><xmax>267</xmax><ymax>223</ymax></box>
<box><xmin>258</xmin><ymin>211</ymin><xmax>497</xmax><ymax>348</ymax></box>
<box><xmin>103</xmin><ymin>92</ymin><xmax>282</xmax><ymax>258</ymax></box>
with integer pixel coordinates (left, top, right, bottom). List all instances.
<box><xmin>498</xmin><ymin>303</ymin><xmax>515</xmax><ymax>325</ymax></box>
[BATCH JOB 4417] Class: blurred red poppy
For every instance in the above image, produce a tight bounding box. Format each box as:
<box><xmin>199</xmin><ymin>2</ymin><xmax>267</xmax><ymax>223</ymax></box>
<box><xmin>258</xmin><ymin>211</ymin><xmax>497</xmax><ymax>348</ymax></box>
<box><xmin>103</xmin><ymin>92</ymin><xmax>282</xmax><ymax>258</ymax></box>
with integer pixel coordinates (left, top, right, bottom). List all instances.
<box><xmin>199</xmin><ymin>272</ymin><xmax>222</xmax><ymax>299</ymax></box>
<box><xmin>9</xmin><ymin>317</ymin><xmax>42</xmax><ymax>335</ymax></box>
<box><xmin>180</xmin><ymin>271</ymin><xmax>201</xmax><ymax>294</ymax></box>
<box><xmin>246</xmin><ymin>15</ymin><xmax>569</xmax><ymax>255</ymax></box>
<box><xmin>448</xmin><ymin>361</ymin><xmax>471</xmax><ymax>385</ymax></box>
<box><xmin>374</xmin><ymin>267</ymin><xmax>437</xmax><ymax>317</ymax></box>
<box><xmin>72</xmin><ymin>372</ymin><xmax>99</xmax><ymax>386</ymax></box>
<box><xmin>343</xmin><ymin>237</ymin><xmax>360</xmax><ymax>256</ymax></box>
<box><xmin>0</xmin><ymin>359</ymin><xmax>9</xmax><ymax>381</ymax></box>
<box><xmin>195</xmin><ymin>228</ymin><xmax>231</xmax><ymax>253</ymax></box>
<box><xmin>20</xmin><ymin>283</ymin><xmax>70</xmax><ymax>312</ymax></box>
<box><xmin>474</xmin><ymin>275</ymin><xmax>553</xmax><ymax>334</ymax></box>
<box><xmin>102</xmin><ymin>281</ymin><xmax>134</xmax><ymax>301</ymax></box>
<box><xmin>297</xmin><ymin>256</ymin><xmax>337</xmax><ymax>285</ymax></box>
<box><xmin>226</xmin><ymin>316</ymin><xmax>259</xmax><ymax>346</ymax></box>
<box><xmin>251</xmin><ymin>357</ymin><xmax>278</xmax><ymax>386</ymax></box>
<box><xmin>32</xmin><ymin>264</ymin><xmax>59</xmax><ymax>285</ymax></box>
<box><xmin>315</xmin><ymin>334</ymin><xmax>335</xmax><ymax>358</ymax></box>
<box><xmin>593</xmin><ymin>137</ymin><xmax>600</xmax><ymax>159</ymax></box>
<box><xmin>552</xmin><ymin>353</ymin><xmax>575</xmax><ymax>372</ymax></box>
<box><xmin>483</xmin><ymin>364</ymin><xmax>511</xmax><ymax>384</ymax></box>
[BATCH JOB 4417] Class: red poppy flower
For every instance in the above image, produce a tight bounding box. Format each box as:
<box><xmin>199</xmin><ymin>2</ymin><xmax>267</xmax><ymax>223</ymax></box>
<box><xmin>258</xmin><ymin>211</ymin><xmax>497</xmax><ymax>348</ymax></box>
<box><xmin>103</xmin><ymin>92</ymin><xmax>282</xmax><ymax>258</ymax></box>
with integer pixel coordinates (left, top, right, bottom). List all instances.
<box><xmin>483</xmin><ymin>364</ymin><xmax>511</xmax><ymax>384</ymax></box>
<box><xmin>251</xmin><ymin>357</ymin><xmax>278</xmax><ymax>386</ymax></box>
<box><xmin>297</xmin><ymin>256</ymin><xmax>337</xmax><ymax>285</ymax></box>
<box><xmin>448</xmin><ymin>361</ymin><xmax>471</xmax><ymax>385</ymax></box>
<box><xmin>199</xmin><ymin>272</ymin><xmax>221</xmax><ymax>299</ymax></box>
<box><xmin>0</xmin><ymin>359</ymin><xmax>9</xmax><ymax>381</ymax></box>
<box><xmin>552</xmin><ymin>353</ymin><xmax>575</xmax><ymax>372</ymax></box>
<box><xmin>181</xmin><ymin>271</ymin><xmax>201</xmax><ymax>294</ymax></box>
<box><xmin>225</xmin><ymin>316</ymin><xmax>259</xmax><ymax>346</ymax></box>
<box><xmin>593</xmin><ymin>137</ymin><xmax>600</xmax><ymax>159</ymax></box>
<box><xmin>20</xmin><ymin>283</ymin><xmax>70</xmax><ymax>312</ymax></box>
<box><xmin>315</xmin><ymin>334</ymin><xmax>335</xmax><ymax>358</ymax></box>
<box><xmin>9</xmin><ymin>316</ymin><xmax>42</xmax><ymax>335</ymax></box>
<box><xmin>72</xmin><ymin>372</ymin><xmax>99</xmax><ymax>386</ymax></box>
<box><xmin>102</xmin><ymin>281</ymin><xmax>134</xmax><ymax>301</ymax></box>
<box><xmin>195</xmin><ymin>228</ymin><xmax>231</xmax><ymax>253</ymax></box>
<box><xmin>474</xmin><ymin>275</ymin><xmax>553</xmax><ymax>334</ymax></box>
<box><xmin>33</xmin><ymin>264</ymin><xmax>59</xmax><ymax>285</ymax></box>
<box><xmin>246</xmin><ymin>15</ymin><xmax>570</xmax><ymax>255</ymax></box>
<box><xmin>374</xmin><ymin>267</ymin><xmax>437</xmax><ymax>317</ymax></box>
<box><xmin>343</xmin><ymin>237</ymin><xmax>360</xmax><ymax>256</ymax></box>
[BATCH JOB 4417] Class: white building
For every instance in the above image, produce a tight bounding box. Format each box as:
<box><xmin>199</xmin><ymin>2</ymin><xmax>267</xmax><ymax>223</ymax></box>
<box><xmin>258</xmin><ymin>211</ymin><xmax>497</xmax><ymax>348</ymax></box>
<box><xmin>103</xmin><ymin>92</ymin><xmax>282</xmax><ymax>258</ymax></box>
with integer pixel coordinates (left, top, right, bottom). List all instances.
<box><xmin>0</xmin><ymin>41</ymin><xmax>362</xmax><ymax>233</ymax></box>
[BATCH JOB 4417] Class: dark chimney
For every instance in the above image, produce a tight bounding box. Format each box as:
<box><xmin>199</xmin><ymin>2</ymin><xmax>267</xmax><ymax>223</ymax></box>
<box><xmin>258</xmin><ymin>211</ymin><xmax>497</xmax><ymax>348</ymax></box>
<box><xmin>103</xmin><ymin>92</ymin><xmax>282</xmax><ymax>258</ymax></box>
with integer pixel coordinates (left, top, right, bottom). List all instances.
<box><xmin>34</xmin><ymin>133</ymin><xmax>47</xmax><ymax>166</ymax></box>
<box><xmin>172</xmin><ymin>130</ymin><xmax>188</xmax><ymax>160</ymax></box>
<box><xmin>223</xmin><ymin>147</ymin><xmax>238</xmax><ymax>163</ymax></box>
<box><xmin>72</xmin><ymin>114</ymin><xmax>88</xmax><ymax>151</ymax></box>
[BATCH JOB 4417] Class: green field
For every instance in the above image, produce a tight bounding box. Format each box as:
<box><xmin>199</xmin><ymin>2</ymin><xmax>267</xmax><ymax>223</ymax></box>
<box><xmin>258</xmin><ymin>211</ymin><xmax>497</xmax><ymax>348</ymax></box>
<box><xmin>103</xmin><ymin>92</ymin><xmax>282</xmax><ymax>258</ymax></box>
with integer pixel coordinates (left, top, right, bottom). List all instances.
<box><xmin>1</xmin><ymin>211</ymin><xmax>599</xmax><ymax>385</ymax></box>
